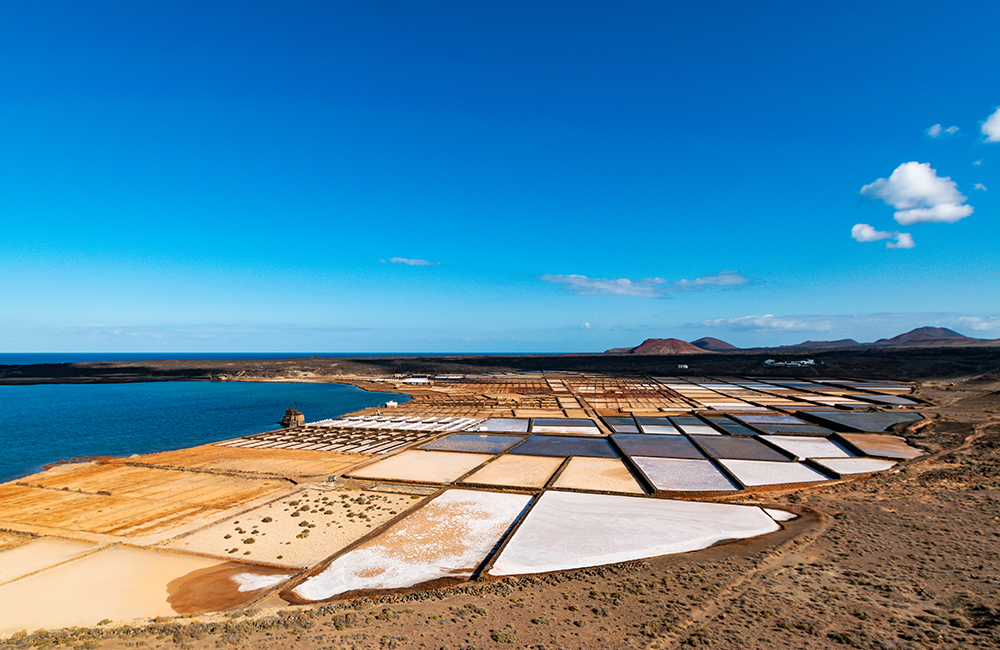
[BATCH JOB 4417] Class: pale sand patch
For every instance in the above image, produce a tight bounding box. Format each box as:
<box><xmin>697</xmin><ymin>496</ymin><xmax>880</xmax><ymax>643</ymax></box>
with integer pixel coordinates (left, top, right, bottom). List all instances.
<box><xmin>0</xmin><ymin>547</ymin><xmax>224</xmax><ymax>634</ymax></box>
<box><xmin>462</xmin><ymin>455</ymin><xmax>563</xmax><ymax>489</ymax></box>
<box><xmin>0</xmin><ymin>537</ymin><xmax>100</xmax><ymax>586</ymax></box>
<box><xmin>347</xmin><ymin>450</ymin><xmax>493</xmax><ymax>483</ymax></box>
<box><xmin>551</xmin><ymin>457</ymin><xmax>644</xmax><ymax>494</ymax></box>
<box><xmin>291</xmin><ymin>489</ymin><xmax>531</xmax><ymax>601</ymax></box>
<box><xmin>489</xmin><ymin>491</ymin><xmax>779</xmax><ymax>576</ymax></box>
<box><xmin>164</xmin><ymin>488</ymin><xmax>427</xmax><ymax>567</ymax></box>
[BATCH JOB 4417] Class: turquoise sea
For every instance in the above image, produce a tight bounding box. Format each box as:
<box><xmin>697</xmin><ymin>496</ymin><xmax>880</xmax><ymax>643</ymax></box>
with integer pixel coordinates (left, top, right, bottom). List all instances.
<box><xmin>0</xmin><ymin>381</ymin><xmax>407</xmax><ymax>483</ymax></box>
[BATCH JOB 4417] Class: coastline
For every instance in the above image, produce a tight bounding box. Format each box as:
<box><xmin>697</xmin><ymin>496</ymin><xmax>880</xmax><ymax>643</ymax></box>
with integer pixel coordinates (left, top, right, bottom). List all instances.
<box><xmin>3</xmin><ymin>346</ymin><xmax>1000</xmax><ymax>387</ymax></box>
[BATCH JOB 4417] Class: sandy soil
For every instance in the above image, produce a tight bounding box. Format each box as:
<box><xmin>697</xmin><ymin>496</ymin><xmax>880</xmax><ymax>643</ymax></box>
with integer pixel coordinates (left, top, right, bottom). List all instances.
<box><xmin>164</xmin><ymin>487</ymin><xmax>427</xmax><ymax>567</ymax></box>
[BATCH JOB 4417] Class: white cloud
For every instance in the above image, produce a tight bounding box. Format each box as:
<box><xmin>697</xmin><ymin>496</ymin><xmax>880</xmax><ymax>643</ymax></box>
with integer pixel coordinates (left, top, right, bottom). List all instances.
<box><xmin>697</xmin><ymin>312</ymin><xmax>999</xmax><ymax>336</ymax></box>
<box><xmin>851</xmin><ymin>223</ymin><xmax>914</xmax><ymax>249</ymax></box>
<box><xmin>851</xmin><ymin>223</ymin><xmax>891</xmax><ymax>242</ymax></box>
<box><xmin>983</xmin><ymin>107</ymin><xmax>1000</xmax><ymax>142</ymax></box>
<box><xmin>886</xmin><ymin>232</ymin><xmax>915</xmax><ymax>249</ymax></box>
<box><xmin>384</xmin><ymin>257</ymin><xmax>436</xmax><ymax>266</ymax></box>
<box><xmin>673</xmin><ymin>270</ymin><xmax>747</xmax><ymax>289</ymax></box>
<box><xmin>539</xmin><ymin>275</ymin><xmax>665</xmax><ymax>297</ymax></box>
<box><xmin>974</xmin><ymin>183</ymin><xmax>988</xmax><ymax>191</ymax></box>
<box><xmin>973</xmin><ymin>160</ymin><xmax>982</xmax><ymax>165</ymax></box>
<box><xmin>926</xmin><ymin>124</ymin><xmax>958</xmax><ymax>138</ymax></box>
<box><xmin>861</xmin><ymin>161</ymin><xmax>973</xmax><ymax>225</ymax></box>
<box><xmin>539</xmin><ymin>271</ymin><xmax>747</xmax><ymax>297</ymax></box>
<box><xmin>700</xmin><ymin>314</ymin><xmax>834</xmax><ymax>332</ymax></box>
<box><xmin>957</xmin><ymin>316</ymin><xmax>1000</xmax><ymax>332</ymax></box>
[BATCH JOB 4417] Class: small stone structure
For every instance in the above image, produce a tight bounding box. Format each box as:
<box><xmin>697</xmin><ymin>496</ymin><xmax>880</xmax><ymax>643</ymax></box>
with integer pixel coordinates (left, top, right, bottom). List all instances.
<box><xmin>279</xmin><ymin>404</ymin><xmax>305</xmax><ymax>429</ymax></box>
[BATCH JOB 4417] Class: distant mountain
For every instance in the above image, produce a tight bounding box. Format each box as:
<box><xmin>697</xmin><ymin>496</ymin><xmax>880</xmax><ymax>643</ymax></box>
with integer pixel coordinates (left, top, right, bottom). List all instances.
<box><xmin>690</xmin><ymin>337</ymin><xmax>739</xmax><ymax>351</ymax></box>
<box><xmin>605</xmin><ymin>338</ymin><xmax>710</xmax><ymax>355</ymax></box>
<box><xmin>771</xmin><ymin>327</ymin><xmax>991</xmax><ymax>351</ymax></box>
<box><xmin>606</xmin><ymin>326</ymin><xmax>996</xmax><ymax>355</ymax></box>
<box><xmin>783</xmin><ymin>338</ymin><xmax>861</xmax><ymax>350</ymax></box>
<box><xmin>872</xmin><ymin>327</ymin><xmax>973</xmax><ymax>347</ymax></box>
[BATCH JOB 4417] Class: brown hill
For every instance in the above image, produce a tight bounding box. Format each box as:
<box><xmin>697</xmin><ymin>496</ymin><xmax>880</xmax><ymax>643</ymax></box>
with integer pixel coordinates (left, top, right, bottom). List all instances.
<box><xmin>690</xmin><ymin>337</ymin><xmax>739</xmax><ymax>351</ymax></box>
<box><xmin>783</xmin><ymin>338</ymin><xmax>861</xmax><ymax>350</ymax></box>
<box><xmin>607</xmin><ymin>338</ymin><xmax>711</xmax><ymax>355</ymax></box>
<box><xmin>873</xmin><ymin>326</ymin><xmax>975</xmax><ymax>347</ymax></box>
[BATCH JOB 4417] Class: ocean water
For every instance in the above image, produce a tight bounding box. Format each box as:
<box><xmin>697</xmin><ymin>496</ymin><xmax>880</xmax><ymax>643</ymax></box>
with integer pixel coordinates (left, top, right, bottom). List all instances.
<box><xmin>0</xmin><ymin>352</ymin><xmax>526</xmax><ymax>365</ymax></box>
<box><xmin>0</xmin><ymin>381</ymin><xmax>408</xmax><ymax>483</ymax></box>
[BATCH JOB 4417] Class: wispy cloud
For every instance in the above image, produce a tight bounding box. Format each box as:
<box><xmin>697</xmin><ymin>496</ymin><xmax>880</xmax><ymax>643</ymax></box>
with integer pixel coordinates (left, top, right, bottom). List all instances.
<box><xmin>673</xmin><ymin>271</ymin><xmax>748</xmax><ymax>289</ymax></box>
<box><xmin>974</xmin><ymin>183</ymin><xmax>988</xmax><ymax>191</ymax></box>
<box><xmin>695</xmin><ymin>312</ymin><xmax>1000</xmax><ymax>337</ymax></box>
<box><xmin>539</xmin><ymin>271</ymin><xmax>747</xmax><ymax>297</ymax></box>
<box><xmin>957</xmin><ymin>316</ymin><xmax>1000</xmax><ymax>332</ymax></box>
<box><xmin>983</xmin><ymin>107</ymin><xmax>1000</xmax><ymax>142</ymax></box>
<box><xmin>861</xmin><ymin>161</ymin><xmax>973</xmax><ymax>225</ymax></box>
<box><xmin>700</xmin><ymin>314</ymin><xmax>835</xmax><ymax>332</ymax></box>
<box><xmin>539</xmin><ymin>275</ymin><xmax>665</xmax><ymax>297</ymax></box>
<box><xmin>927</xmin><ymin>124</ymin><xmax>959</xmax><ymax>138</ymax></box>
<box><xmin>851</xmin><ymin>223</ymin><xmax>915</xmax><ymax>249</ymax></box>
<box><xmin>383</xmin><ymin>257</ymin><xmax>437</xmax><ymax>266</ymax></box>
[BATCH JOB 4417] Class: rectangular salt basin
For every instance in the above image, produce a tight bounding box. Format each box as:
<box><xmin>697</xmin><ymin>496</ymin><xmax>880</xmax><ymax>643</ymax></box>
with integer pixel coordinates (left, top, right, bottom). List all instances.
<box><xmin>347</xmin><ymin>450</ymin><xmax>493</xmax><ymax>483</ymax></box>
<box><xmin>0</xmin><ymin>547</ymin><xmax>232</xmax><ymax>634</ymax></box>
<box><xmin>636</xmin><ymin>416</ymin><xmax>673</xmax><ymax>425</ymax></box>
<box><xmin>715</xmin><ymin>423</ymin><xmax>758</xmax><ymax>436</ymax></box>
<box><xmin>531</xmin><ymin>418</ymin><xmax>597</xmax><ymax>427</ymax></box>
<box><xmin>837</xmin><ymin>434</ymin><xmax>924</xmax><ymax>459</ymax></box>
<box><xmin>639</xmin><ymin>424</ymin><xmax>680</xmax><ymax>435</ymax></box>
<box><xmin>488</xmin><ymin>491</ymin><xmax>777</xmax><ymax>576</ymax></box>
<box><xmin>736</xmin><ymin>414</ymin><xmax>808</xmax><ymax>425</ymax></box>
<box><xmin>679</xmin><ymin>425</ymin><xmax>722</xmax><ymax>436</ymax></box>
<box><xmin>509</xmin><ymin>436</ymin><xmax>618</xmax><ymax>458</ymax></box>
<box><xmin>462</xmin><ymin>454</ymin><xmax>564</xmax><ymax>489</ymax></box>
<box><xmin>420</xmin><ymin>434</ymin><xmax>524</xmax><ymax>454</ymax></box>
<box><xmin>551</xmin><ymin>457</ymin><xmax>644</xmax><ymax>494</ymax></box>
<box><xmin>0</xmin><ymin>537</ymin><xmax>100</xmax><ymax>586</ymax></box>
<box><xmin>164</xmin><ymin>488</ymin><xmax>427</xmax><ymax>568</ymax></box>
<box><xmin>799</xmin><ymin>411</ymin><xmax>923</xmax><ymax>432</ymax></box>
<box><xmin>759</xmin><ymin>435</ymin><xmax>853</xmax><ymax>459</ymax></box>
<box><xmin>692</xmin><ymin>436</ymin><xmax>791</xmax><ymax>462</ymax></box>
<box><xmin>468</xmin><ymin>419</ymin><xmax>530</xmax><ymax>433</ymax></box>
<box><xmin>813</xmin><ymin>457</ymin><xmax>898</xmax><ymax>475</ymax></box>
<box><xmin>531</xmin><ymin>425</ymin><xmax>603</xmax><ymax>435</ymax></box>
<box><xmin>291</xmin><ymin>490</ymin><xmax>532</xmax><ymax>601</ymax></box>
<box><xmin>612</xmin><ymin>434</ymin><xmax>704</xmax><ymax>459</ymax></box>
<box><xmin>750</xmin><ymin>423</ymin><xmax>834</xmax><ymax>435</ymax></box>
<box><xmin>719</xmin><ymin>459</ymin><xmax>830</xmax><ymax>487</ymax></box>
<box><xmin>851</xmin><ymin>395</ymin><xmax>918</xmax><ymax>406</ymax></box>
<box><xmin>632</xmin><ymin>457</ymin><xmax>738</xmax><ymax>492</ymax></box>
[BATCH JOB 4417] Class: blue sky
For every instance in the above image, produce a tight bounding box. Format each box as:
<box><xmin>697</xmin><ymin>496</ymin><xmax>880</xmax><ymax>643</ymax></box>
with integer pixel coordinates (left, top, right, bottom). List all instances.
<box><xmin>2</xmin><ymin>1</ymin><xmax>998</xmax><ymax>353</ymax></box>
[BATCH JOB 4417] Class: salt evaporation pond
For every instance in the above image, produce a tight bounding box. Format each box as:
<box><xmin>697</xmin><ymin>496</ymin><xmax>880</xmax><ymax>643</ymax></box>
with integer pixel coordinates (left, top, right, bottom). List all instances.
<box><xmin>489</xmin><ymin>491</ymin><xmax>779</xmax><ymax>576</ymax></box>
<box><xmin>292</xmin><ymin>489</ymin><xmax>531</xmax><ymax>601</ymax></box>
